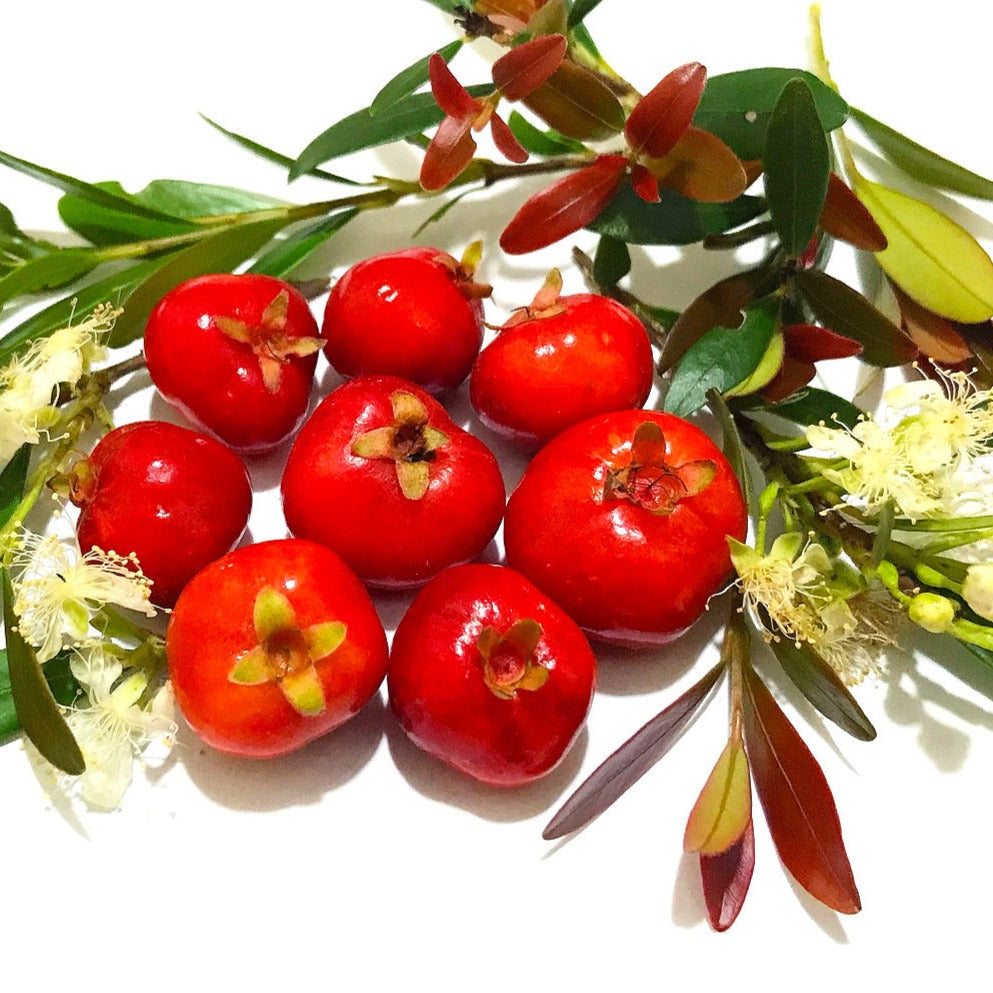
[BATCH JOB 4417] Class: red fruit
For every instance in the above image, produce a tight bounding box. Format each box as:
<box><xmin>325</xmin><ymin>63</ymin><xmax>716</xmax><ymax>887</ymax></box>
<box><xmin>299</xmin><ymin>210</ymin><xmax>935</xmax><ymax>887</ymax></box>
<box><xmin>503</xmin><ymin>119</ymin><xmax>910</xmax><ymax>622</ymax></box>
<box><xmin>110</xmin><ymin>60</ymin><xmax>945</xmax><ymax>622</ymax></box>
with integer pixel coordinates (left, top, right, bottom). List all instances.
<box><xmin>470</xmin><ymin>269</ymin><xmax>654</xmax><ymax>445</ymax></box>
<box><xmin>281</xmin><ymin>375</ymin><xmax>505</xmax><ymax>589</ymax></box>
<box><xmin>70</xmin><ymin>421</ymin><xmax>252</xmax><ymax>607</ymax></box>
<box><xmin>388</xmin><ymin>563</ymin><xmax>597</xmax><ymax>786</ymax></box>
<box><xmin>144</xmin><ymin>273</ymin><xmax>322</xmax><ymax>452</ymax></box>
<box><xmin>504</xmin><ymin>411</ymin><xmax>747</xmax><ymax>647</ymax></box>
<box><xmin>167</xmin><ymin>539</ymin><xmax>388</xmax><ymax>758</ymax></box>
<box><xmin>320</xmin><ymin>244</ymin><xmax>489</xmax><ymax>392</ymax></box>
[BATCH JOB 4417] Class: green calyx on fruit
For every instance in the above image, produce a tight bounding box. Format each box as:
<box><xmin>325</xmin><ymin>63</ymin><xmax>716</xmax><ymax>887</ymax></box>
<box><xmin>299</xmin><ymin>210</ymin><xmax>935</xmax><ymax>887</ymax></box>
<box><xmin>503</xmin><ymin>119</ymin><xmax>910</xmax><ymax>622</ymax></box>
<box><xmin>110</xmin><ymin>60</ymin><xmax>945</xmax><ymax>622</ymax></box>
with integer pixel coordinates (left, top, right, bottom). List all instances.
<box><xmin>604</xmin><ymin>421</ymin><xmax>716</xmax><ymax>515</ymax></box>
<box><xmin>213</xmin><ymin>289</ymin><xmax>324</xmax><ymax>394</ymax></box>
<box><xmin>438</xmin><ymin>240</ymin><xmax>493</xmax><ymax>302</ymax></box>
<box><xmin>504</xmin><ymin>267</ymin><xmax>567</xmax><ymax>328</ymax></box>
<box><xmin>351</xmin><ymin>390</ymin><xmax>449</xmax><ymax>500</ymax></box>
<box><xmin>228</xmin><ymin>585</ymin><xmax>347</xmax><ymax>717</ymax></box>
<box><xmin>476</xmin><ymin>617</ymin><xmax>549</xmax><ymax>699</ymax></box>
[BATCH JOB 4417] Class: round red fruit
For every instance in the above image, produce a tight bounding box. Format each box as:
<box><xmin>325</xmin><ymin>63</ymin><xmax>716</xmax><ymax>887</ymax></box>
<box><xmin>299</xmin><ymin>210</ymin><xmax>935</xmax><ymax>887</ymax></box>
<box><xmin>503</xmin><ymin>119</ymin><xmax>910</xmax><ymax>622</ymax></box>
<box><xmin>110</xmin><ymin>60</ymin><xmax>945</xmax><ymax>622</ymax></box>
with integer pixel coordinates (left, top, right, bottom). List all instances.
<box><xmin>281</xmin><ymin>375</ymin><xmax>505</xmax><ymax>589</ymax></box>
<box><xmin>504</xmin><ymin>410</ymin><xmax>747</xmax><ymax>647</ymax></box>
<box><xmin>144</xmin><ymin>273</ymin><xmax>322</xmax><ymax>452</ymax></box>
<box><xmin>167</xmin><ymin>539</ymin><xmax>388</xmax><ymax>758</ymax></box>
<box><xmin>70</xmin><ymin>421</ymin><xmax>252</xmax><ymax>607</ymax></box>
<box><xmin>321</xmin><ymin>244</ymin><xmax>489</xmax><ymax>392</ymax></box>
<box><xmin>388</xmin><ymin>563</ymin><xmax>597</xmax><ymax>786</ymax></box>
<box><xmin>470</xmin><ymin>270</ymin><xmax>654</xmax><ymax>445</ymax></box>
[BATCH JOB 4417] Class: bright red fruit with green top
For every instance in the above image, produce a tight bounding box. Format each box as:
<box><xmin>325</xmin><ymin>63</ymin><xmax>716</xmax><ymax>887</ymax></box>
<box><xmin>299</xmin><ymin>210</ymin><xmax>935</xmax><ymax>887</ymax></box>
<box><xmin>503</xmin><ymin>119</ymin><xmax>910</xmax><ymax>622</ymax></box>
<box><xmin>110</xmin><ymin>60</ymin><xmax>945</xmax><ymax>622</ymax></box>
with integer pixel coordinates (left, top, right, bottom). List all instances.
<box><xmin>504</xmin><ymin>410</ymin><xmax>747</xmax><ymax>647</ymax></box>
<box><xmin>144</xmin><ymin>273</ymin><xmax>323</xmax><ymax>453</ymax></box>
<box><xmin>70</xmin><ymin>420</ymin><xmax>252</xmax><ymax>607</ymax></box>
<box><xmin>281</xmin><ymin>375</ymin><xmax>505</xmax><ymax>589</ymax></box>
<box><xmin>167</xmin><ymin>539</ymin><xmax>388</xmax><ymax>759</ymax></box>
<box><xmin>470</xmin><ymin>271</ymin><xmax>654</xmax><ymax>445</ymax></box>
<box><xmin>388</xmin><ymin>563</ymin><xmax>597</xmax><ymax>786</ymax></box>
<box><xmin>320</xmin><ymin>245</ymin><xmax>489</xmax><ymax>392</ymax></box>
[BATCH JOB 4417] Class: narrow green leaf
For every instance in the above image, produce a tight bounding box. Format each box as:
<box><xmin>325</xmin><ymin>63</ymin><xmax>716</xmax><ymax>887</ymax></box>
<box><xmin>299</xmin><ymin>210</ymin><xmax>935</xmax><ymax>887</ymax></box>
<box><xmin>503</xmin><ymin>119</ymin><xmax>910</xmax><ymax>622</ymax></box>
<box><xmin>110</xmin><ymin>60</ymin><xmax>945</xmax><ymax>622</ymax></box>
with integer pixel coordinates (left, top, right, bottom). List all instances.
<box><xmin>569</xmin><ymin>19</ymin><xmax>601</xmax><ymax>58</ymax></box>
<box><xmin>107</xmin><ymin>219</ymin><xmax>288</xmax><ymax>347</ymax></box>
<box><xmin>419</xmin><ymin>0</ymin><xmax>462</xmax><ymax>11</ymax></box>
<box><xmin>1</xmin><ymin>650</ymin><xmax>80</xmax><ymax>745</ymax></box>
<box><xmin>592</xmin><ymin>235</ymin><xmax>630</xmax><ymax>288</ymax></box>
<box><xmin>248</xmin><ymin>210</ymin><xmax>359</xmax><ymax>278</ymax></box>
<box><xmin>372</xmin><ymin>40</ymin><xmax>463</xmax><ymax>114</ymax></box>
<box><xmin>58</xmin><ymin>181</ymin><xmax>196</xmax><ymax>245</ymax></box>
<box><xmin>665</xmin><ymin>298</ymin><xmax>779</xmax><ymax>418</ymax></box>
<box><xmin>706</xmin><ymin>389</ymin><xmax>753</xmax><ymax>516</ymax></box>
<box><xmin>411</xmin><ymin>190</ymin><xmax>475</xmax><ymax>238</ymax></box>
<box><xmin>0</xmin><ymin>444</ymin><xmax>31</xmax><ymax>529</ymax></box>
<box><xmin>760</xmin><ymin>386</ymin><xmax>862</xmax><ymax>429</ymax></box>
<box><xmin>693</xmin><ymin>68</ymin><xmax>849</xmax><ymax>160</ymax></box>
<box><xmin>852</xmin><ymin>108</ymin><xmax>993</xmax><ymax>201</ymax></box>
<box><xmin>0</xmin><ymin>200</ymin><xmax>26</xmax><ymax>238</ymax></box>
<box><xmin>0</xmin><ymin>248</ymin><xmax>100</xmax><ymax>308</ymax></box>
<box><xmin>507</xmin><ymin>111</ymin><xmax>587</xmax><ymax>156</ymax></box>
<box><xmin>764</xmin><ymin>79</ymin><xmax>830</xmax><ymax>256</ymax></box>
<box><xmin>567</xmin><ymin>0</ymin><xmax>605</xmax><ymax>26</ymax></box>
<box><xmin>588</xmin><ymin>185</ymin><xmax>767</xmax><ymax>246</ymax></box>
<box><xmin>1</xmin><ymin>569</ymin><xmax>85</xmax><ymax>774</ymax></box>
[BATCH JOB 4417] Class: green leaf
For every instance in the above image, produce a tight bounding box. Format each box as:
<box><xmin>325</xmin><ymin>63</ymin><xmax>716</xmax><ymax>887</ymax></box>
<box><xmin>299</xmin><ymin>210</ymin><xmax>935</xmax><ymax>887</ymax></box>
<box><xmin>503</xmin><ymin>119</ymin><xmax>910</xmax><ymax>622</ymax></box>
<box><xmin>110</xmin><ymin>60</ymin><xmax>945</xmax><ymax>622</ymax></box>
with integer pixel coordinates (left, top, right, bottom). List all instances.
<box><xmin>1</xmin><ymin>650</ymin><xmax>80</xmax><ymax>745</ymax></box>
<box><xmin>372</xmin><ymin>40</ymin><xmax>463</xmax><ymax>114</ymax></box>
<box><xmin>0</xmin><ymin>248</ymin><xmax>100</xmax><ymax>309</ymax></box>
<box><xmin>199</xmin><ymin>115</ymin><xmax>361</xmax><ymax>185</ymax></box>
<box><xmin>107</xmin><ymin>219</ymin><xmax>288</xmax><ymax>347</ymax></box>
<box><xmin>567</xmin><ymin>0</ymin><xmax>605</xmax><ymax>26</ymax></box>
<box><xmin>588</xmin><ymin>185</ymin><xmax>767</xmax><ymax>246</ymax></box>
<box><xmin>0</xmin><ymin>200</ymin><xmax>26</xmax><ymax>238</ymax></box>
<box><xmin>291</xmin><ymin>86</ymin><xmax>491</xmax><ymax>180</ymax></box>
<box><xmin>506</xmin><ymin>111</ymin><xmax>587</xmax><ymax>156</ymax></box>
<box><xmin>1</xmin><ymin>569</ymin><xmax>84</xmax><ymax>774</ymax></box>
<box><xmin>706</xmin><ymin>389</ymin><xmax>753</xmax><ymax>516</ymax></box>
<box><xmin>794</xmin><ymin>268</ymin><xmax>918</xmax><ymax>367</ymax></box>
<box><xmin>0</xmin><ymin>444</ymin><xmax>31</xmax><ymax>529</ymax></box>
<box><xmin>759</xmin><ymin>386</ymin><xmax>862</xmax><ymax>429</ymax></box>
<box><xmin>683</xmin><ymin>738</ymin><xmax>751</xmax><ymax>855</ymax></box>
<box><xmin>58</xmin><ymin>182</ymin><xmax>196</xmax><ymax>245</ymax></box>
<box><xmin>851</xmin><ymin>108</ymin><xmax>993</xmax><ymax>201</ymax></box>
<box><xmin>851</xmin><ymin>177</ymin><xmax>993</xmax><ymax>324</ymax></box>
<box><xmin>693</xmin><ymin>68</ymin><xmax>849</xmax><ymax>161</ymax></box>
<box><xmin>411</xmin><ymin>190</ymin><xmax>475</xmax><ymax>238</ymax></box>
<box><xmin>419</xmin><ymin>0</ymin><xmax>462</xmax><ymax>11</ymax></box>
<box><xmin>248</xmin><ymin>209</ymin><xmax>359</xmax><ymax>278</ymax></box>
<box><xmin>764</xmin><ymin>79</ymin><xmax>830</xmax><ymax>256</ymax></box>
<box><xmin>592</xmin><ymin>235</ymin><xmax>630</xmax><ymax>288</ymax></box>
<box><xmin>665</xmin><ymin>298</ymin><xmax>779</xmax><ymax>418</ymax></box>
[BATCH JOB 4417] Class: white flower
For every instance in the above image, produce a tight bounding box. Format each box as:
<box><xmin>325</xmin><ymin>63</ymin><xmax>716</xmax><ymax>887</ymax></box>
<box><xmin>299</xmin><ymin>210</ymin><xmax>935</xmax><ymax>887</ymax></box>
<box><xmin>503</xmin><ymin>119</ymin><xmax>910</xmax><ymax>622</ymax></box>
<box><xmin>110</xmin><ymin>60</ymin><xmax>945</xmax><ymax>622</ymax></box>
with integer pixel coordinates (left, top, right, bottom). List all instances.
<box><xmin>12</xmin><ymin>532</ymin><xmax>155</xmax><ymax>661</ymax></box>
<box><xmin>962</xmin><ymin>563</ymin><xmax>993</xmax><ymax>622</ymax></box>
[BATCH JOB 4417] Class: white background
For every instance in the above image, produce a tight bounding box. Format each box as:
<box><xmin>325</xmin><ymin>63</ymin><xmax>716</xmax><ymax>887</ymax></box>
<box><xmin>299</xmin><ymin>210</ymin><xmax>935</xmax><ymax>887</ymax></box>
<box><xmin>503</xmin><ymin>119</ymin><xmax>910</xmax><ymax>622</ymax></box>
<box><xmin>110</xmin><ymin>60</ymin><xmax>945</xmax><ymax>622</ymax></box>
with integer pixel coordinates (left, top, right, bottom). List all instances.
<box><xmin>3</xmin><ymin>1</ymin><xmax>993</xmax><ymax>989</ymax></box>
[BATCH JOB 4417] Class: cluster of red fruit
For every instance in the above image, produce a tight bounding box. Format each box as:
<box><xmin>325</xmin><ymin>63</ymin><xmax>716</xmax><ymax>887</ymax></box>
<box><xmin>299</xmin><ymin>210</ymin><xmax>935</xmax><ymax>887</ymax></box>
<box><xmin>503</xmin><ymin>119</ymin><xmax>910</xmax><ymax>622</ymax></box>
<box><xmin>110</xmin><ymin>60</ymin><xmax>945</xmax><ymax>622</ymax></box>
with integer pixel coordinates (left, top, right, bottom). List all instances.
<box><xmin>71</xmin><ymin>246</ymin><xmax>747</xmax><ymax>786</ymax></box>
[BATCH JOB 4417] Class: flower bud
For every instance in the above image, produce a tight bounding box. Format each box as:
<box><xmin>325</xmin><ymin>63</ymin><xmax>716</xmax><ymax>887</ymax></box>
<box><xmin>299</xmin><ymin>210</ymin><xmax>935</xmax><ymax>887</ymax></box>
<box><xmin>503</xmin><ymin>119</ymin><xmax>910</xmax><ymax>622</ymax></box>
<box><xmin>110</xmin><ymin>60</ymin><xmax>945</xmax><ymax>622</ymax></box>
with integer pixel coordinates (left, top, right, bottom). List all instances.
<box><xmin>908</xmin><ymin>593</ymin><xmax>956</xmax><ymax>634</ymax></box>
<box><xmin>962</xmin><ymin>564</ymin><xmax>993</xmax><ymax>622</ymax></box>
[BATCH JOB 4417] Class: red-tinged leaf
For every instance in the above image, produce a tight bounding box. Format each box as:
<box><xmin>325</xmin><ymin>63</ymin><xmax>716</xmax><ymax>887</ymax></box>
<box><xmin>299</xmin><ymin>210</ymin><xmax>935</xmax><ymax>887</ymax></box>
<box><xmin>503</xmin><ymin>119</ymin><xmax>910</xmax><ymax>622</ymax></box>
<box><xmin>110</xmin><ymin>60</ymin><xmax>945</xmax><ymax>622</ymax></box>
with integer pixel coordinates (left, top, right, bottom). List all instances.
<box><xmin>523</xmin><ymin>61</ymin><xmax>626</xmax><ymax>141</ymax></box>
<box><xmin>684</xmin><ymin>738</ymin><xmax>751</xmax><ymax>855</ymax></box>
<box><xmin>700</xmin><ymin>819</ymin><xmax>755</xmax><ymax>932</ymax></box>
<box><xmin>742</xmin><ymin>159</ymin><xmax>763</xmax><ymax>188</ymax></box>
<box><xmin>500</xmin><ymin>154</ymin><xmax>625</xmax><ymax>255</ymax></box>
<box><xmin>892</xmin><ymin>282</ymin><xmax>973</xmax><ymax>365</ymax></box>
<box><xmin>429</xmin><ymin>53</ymin><xmax>482</xmax><ymax>120</ymax></box>
<box><xmin>489</xmin><ymin>113</ymin><xmax>529</xmax><ymax>164</ymax></box>
<box><xmin>630</xmin><ymin>163</ymin><xmax>660</xmax><ymax>203</ymax></box>
<box><xmin>420</xmin><ymin>116</ymin><xmax>478</xmax><ymax>191</ymax></box>
<box><xmin>783</xmin><ymin>323</ymin><xmax>862</xmax><ymax>362</ymax></box>
<box><xmin>761</xmin><ymin>354</ymin><xmax>817</xmax><ymax>403</ymax></box>
<box><xmin>492</xmin><ymin>34</ymin><xmax>567</xmax><ymax>102</ymax></box>
<box><xmin>819</xmin><ymin>172</ymin><xmax>887</xmax><ymax>251</ymax></box>
<box><xmin>647</xmin><ymin>126</ymin><xmax>747</xmax><ymax>204</ymax></box>
<box><xmin>625</xmin><ymin>62</ymin><xmax>707</xmax><ymax>158</ymax></box>
<box><xmin>543</xmin><ymin>660</ymin><xmax>725</xmax><ymax>840</ymax></box>
<box><xmin>742</xmin><ymin>664</ymin><xmax>861</xmax><ymax>915</ymax></box>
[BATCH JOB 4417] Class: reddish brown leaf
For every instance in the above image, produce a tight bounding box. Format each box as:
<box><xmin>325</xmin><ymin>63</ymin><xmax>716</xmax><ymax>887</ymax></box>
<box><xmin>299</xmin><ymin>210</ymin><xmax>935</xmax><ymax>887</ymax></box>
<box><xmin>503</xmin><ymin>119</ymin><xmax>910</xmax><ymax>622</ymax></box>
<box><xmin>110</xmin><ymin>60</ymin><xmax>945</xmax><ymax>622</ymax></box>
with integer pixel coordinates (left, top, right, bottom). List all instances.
<box><xmin>630</xmin><ymin>163</ymin><xmax>660</xmax><ymax>203</ymax></box>
<box><xmin>500</xmin><ymin>154</ymin><xmax>626</xmax><ymax>255</ymax></box>
<box><xmin>429</xmin><ymin>53</ymin><xmax>482</xmax><ymax>120</ymax></box>
<box><xmin>492</xmin><ymin>34</ymin><xmax>567</xmax><ymax>102</ymax></box>
<box><xmin>646</xmin><ymin>127</ymin><xmax>747</xmax><ymax>204</ymax></box>
<box><xmin>892</xmin><ymin>282</ymin><xmax>973</xmax><ymax>364</ymax></box>
<box><xmin>742</xmin><ymin>664</ymin><xmax>861</xmax><ymax>915</ymax></box>
<box><xmin>783</xmin><ymin>323</ymin><xmax>862</xmax><ymax>362</ymax></box>
<box><xmin>819</xmin><ymin>172</ymin><xmax>888</xmax><ymax>251</ymax></box>
<box><xmin>742</xmin><ymin>159</ymin><xmax>763</xmax><ymax>188</ymax></box>
<box><xmin>523</xmin><ymin>61</ymin><xmax>626</xmax><ymax>141</ymax></box>
<box><xmin>625</xmin><ymin>62</ymin><xmax>707</xmax><ymax>158</ymax></box>
<box><xmin>700</xmin><ymin>819</ymin><xmax>755</xmax><ymax>932</ymax></box>
<box><xmin>760</xmin><ymin>354</ymin><xmax>816</xmax><ymax>403</ymax></box>
<box><xmin>476</xmin><ymin>0</ymin><xmax>541</xmax><ymax>22</ymax></box>
<box><xmin>489</xmin><ymin>112</ymin><xmax>529</xmax><ymax>164</ymax></box>
<box><xmin>420</xmin><ymin>116</ymin><xmax>478</xmax><ymax>191</ymax></box>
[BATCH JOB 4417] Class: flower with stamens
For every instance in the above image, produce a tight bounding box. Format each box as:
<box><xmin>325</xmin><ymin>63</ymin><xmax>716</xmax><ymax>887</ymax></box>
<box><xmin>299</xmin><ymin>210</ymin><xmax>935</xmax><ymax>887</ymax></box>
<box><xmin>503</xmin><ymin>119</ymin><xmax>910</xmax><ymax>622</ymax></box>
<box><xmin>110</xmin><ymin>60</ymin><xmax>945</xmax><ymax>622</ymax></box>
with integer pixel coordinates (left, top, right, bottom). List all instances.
<box><xmin>962</xmin><ymin>563</ymin><xmax>993</xmax><ymax>622</ymax></box>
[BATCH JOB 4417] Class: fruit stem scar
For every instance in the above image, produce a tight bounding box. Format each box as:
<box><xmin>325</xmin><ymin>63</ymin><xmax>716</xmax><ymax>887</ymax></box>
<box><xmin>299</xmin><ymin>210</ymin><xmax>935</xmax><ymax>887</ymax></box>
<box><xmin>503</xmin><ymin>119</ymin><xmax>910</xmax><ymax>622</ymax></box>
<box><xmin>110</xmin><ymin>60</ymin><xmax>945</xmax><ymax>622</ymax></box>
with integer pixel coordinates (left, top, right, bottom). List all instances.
<box><xmin>476</xmin><ymin>618</ymin><xmax>548</xmax><ymax>699</ymax></box>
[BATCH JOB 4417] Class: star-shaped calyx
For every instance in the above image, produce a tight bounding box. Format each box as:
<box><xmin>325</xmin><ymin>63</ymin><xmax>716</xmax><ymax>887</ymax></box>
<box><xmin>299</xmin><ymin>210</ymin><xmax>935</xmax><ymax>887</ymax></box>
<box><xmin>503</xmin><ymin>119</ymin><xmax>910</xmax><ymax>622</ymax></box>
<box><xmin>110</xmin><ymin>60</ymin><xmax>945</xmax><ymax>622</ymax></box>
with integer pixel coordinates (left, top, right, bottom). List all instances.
<box><xmin>476</xmin><ymin>618</ymin><xmax>548</xmax><ymax>700</ymax></box>
<box><xmin>213</xmin><ymin>290</ymin><xmax>324</xmax><ymax>394</ymax></box>
<box><xmin>228</xmin><ymin>586</ymin><xmax>347</xmax><ymax>717</ymax></box>
<box><xmin>351</xmin><ymin>390</ymin><xmax>449</xmax><ymax>501</ymax></box>
<box><xmin>604</xmin><ymin>422</ymin><xmax>716</xmax><ymax>515</ymax></box>
<box><xmin>502</xmin><ymin>268</ymin><xmax>567</xmax><ymax>328</ymax></box>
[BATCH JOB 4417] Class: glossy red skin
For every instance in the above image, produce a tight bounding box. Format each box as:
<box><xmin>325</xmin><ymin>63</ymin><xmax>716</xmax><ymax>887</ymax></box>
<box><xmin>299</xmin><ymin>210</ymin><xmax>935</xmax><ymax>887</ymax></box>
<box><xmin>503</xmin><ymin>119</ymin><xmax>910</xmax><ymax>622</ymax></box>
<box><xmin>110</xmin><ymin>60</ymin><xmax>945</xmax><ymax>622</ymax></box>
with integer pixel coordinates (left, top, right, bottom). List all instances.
<box><xmin>388</xmin><ymin>563</ymin><xmax>597</xmax><ymax>786</ymax></box>
<box><xmin>321</xmin><ymin>247</ymin><xmax>484</xmax><ymax>392</ymax></box>
<box><xmin>167</xmin><ymin>539</ymin><xmax>389</xmax><ymax>758</ymax></box>
<box><xmin>504</xmin><ymin>410</ymin><xmax>748</xmax><ymax>647</ymax></box>
<box><xmin>74</xmin><ymin>421</ymin><xmax>252</xmax><ymax>607</ymax></box>
<box><xmin>282</xmin><ymin>375</ymin><xmax>506</xmax><ymax>589</ymax></box>
<box><xmin>144</xmin><ymin>273</ymin><xmax>320</xmax><ymax>453</ymax></box>
<box><xmin>470</xmin><ymin>294</ymin><xmax>654</xmax><ymax>446</ymax></box>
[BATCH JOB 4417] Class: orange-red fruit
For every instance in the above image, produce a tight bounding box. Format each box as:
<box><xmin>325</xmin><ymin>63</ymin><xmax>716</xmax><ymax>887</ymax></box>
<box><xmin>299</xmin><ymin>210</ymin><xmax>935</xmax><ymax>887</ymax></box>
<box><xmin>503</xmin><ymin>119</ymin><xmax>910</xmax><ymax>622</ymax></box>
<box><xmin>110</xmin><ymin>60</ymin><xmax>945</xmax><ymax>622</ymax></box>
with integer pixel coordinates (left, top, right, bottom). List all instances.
<box><xmin>504</xmin><ymin>410</ymin><xmax>747</xmax><ymax>647</ymax></box>
<box><xmin>388</xmin><ymin>563</ymin><xmax>597</xmax><ymax>786</ymax></box>
<box><xmin>321</xmin><ymin>247</ymin><xmax>485</xmax><ymax>392</ymax></box>
<box><xmin>470</xmin><ymin>294</ymin><xmax>654</xmax><ymax>446</ymax></box>
<box><xmin>167</xmin><ymin>539</ymin><xmax>389</xmax><ymax>759</ymax></box>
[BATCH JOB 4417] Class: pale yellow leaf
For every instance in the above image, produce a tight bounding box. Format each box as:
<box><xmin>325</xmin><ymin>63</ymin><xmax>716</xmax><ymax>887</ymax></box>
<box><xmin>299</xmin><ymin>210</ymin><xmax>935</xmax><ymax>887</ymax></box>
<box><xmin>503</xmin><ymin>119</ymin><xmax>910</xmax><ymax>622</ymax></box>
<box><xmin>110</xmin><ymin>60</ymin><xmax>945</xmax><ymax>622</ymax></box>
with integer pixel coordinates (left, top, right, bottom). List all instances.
<box><xmin>683</xmin><ymin>738</ymin><xmax>751</xmax><ymax>855</ymax></box>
